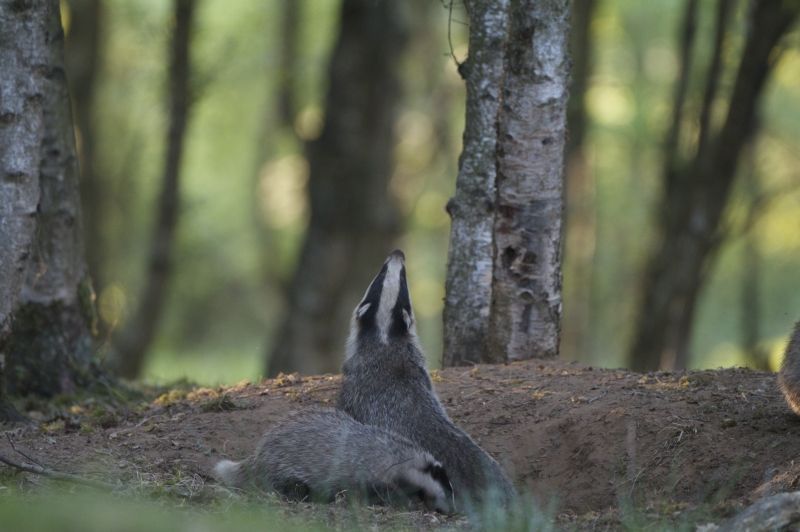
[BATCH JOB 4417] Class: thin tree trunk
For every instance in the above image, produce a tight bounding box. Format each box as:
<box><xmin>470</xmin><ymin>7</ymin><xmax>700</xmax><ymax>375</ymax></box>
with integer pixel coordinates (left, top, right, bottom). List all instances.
<box><xmin>112</xmin><ymin>0</ymin><xmax>195</xmax><ymax>378</ymax></box>
<box><xmin>65</xmin><ymin>0</ymin><xmax>104</xmax><ymax>292</ymax></box>
<box><xmin>487</xmin><ymin>0</ymin><xmax>570</xmax><ymax>362</ymax></box>
<box><xmin>251</xmin><ymin>0</ymin><xmax>302</xmax><ymax>289</ymax></box>
<box><xmin>740</xmin><ymin>141</ymin><xmax>768</xmax><ymax>370</ymax></box>
<box><xmin>561</xmin><ymin>0</ymin><xmax>597</xmax><ymax>361</ymax></box>
<box><xmin>1</xmin><ymin>0</ymin><xmax>98</xmax><ymax>398</ymax></box>
<box><xmin>628</xmin><ymin>0</ymin><xmax>699</xmax><ymax>372</ymax></box>
<box><xmin>696</xmin><ymin>0</ymin><xmax>732</xmax><ymax>159</ymax></box>
<box><xmin>276</xmin><ymin>0</ymin><xmax>300</xmax><ymax>132</ymax></box>
<box><xmin>663</xmin><ymin>0</ymin><xmax>698</xmax><ymax>178</ymax></box>
<box><xmin>266</xmin><ymin>0</ymin><xmax>408</xmax><ymax>376</ymax></box>
<box><xmin>442</xmin><ymin>0</ymin><xmax>510</xmax><ymax>367</ymax></box>
<box><xmin>628</xmin><ymin>0</ymin><xmax>799</xmax><ymax>371</ymax></box>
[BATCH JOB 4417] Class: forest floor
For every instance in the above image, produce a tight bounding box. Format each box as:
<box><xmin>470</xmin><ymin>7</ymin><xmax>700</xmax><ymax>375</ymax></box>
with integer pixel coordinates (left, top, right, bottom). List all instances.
<box><xmin>1</xmin><ymin>358</ymin><xmax>798</xmax><ymax>530</ymax></box>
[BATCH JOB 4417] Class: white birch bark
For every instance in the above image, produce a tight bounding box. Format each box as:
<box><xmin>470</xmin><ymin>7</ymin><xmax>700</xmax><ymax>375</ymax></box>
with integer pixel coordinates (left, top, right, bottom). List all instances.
<box><xmin>487</xmin><ymin>0</ymin><xmax>569</xmax><ymax>361</ymax></box>
<box><xmin>442</xmin><ymin>0</ymin><xmax>510</xmax><ymax>366</ymax></box>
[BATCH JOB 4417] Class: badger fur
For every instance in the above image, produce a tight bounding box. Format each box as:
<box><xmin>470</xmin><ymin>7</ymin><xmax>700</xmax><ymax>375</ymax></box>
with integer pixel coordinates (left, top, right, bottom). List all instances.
<box><xmin>778</xmin><ymin>321</ymin><xmax>800</xmax><ymax>415</ymax></box>
<box><xmin>338</xmin><ymin>250</ymin><xmax>516</xmax><ymax>509</ymax></box>
<box><xmin>212</xmin><ymin>407</ymin><xmax>453</xmax><ymax>513</ymax></box>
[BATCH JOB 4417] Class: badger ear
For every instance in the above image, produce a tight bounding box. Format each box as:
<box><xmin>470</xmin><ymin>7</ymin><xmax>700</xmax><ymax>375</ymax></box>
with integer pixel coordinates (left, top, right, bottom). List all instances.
<box><xmin>356</xmin><ymin>302</ymin><xmax>372</xmax><ymax>320</ymax></box>
<box><xmin>402</xmin><ymin>308</ymin><xmax>414</xmax><ymax>330</ymax></box>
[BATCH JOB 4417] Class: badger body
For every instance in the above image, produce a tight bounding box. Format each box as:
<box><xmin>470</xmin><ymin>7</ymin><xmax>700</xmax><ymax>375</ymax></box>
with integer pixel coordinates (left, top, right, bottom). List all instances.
<box><xmin>778</xmin><ymin>321</ymin><xmax>800</xmax><ymax>415</ymax></box>
<box><xmin>213</xmin><ymin>407</ymin><xmax>453</xmax><ymax>513</ymax></box>
<box><xmin>338</xmin><ymin>250</ymin><xmax>516</xmax><ymax>510</ymax></box>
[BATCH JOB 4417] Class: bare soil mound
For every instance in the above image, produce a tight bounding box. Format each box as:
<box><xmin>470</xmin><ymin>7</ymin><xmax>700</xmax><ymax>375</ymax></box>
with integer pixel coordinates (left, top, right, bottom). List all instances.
<box><xmin>2</xmin><ymin>358</ymin><xmax>798</xmax><ymax>527</ymax></box>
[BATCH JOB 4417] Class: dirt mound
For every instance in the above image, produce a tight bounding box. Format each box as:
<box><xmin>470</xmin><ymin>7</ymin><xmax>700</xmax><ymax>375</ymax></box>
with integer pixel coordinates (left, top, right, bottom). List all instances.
<box><xmin>2</xmin><ymin>359</ymin><xmax>797</xmax><ymax>524</ymax></box>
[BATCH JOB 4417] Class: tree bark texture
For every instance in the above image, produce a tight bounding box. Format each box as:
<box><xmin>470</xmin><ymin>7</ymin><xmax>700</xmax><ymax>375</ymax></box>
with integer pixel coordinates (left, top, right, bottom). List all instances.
<box><xmin>487</xmin><ymin>0</ymin><xmax>569</xmax><ymax>362</ymax></box>
<box><xmin>267</xmin><ymin>0</ymin><xmax>408</xmax><ymax>377</ymax></box>
<box><xmin>561</xmin><ymin>0</ymin><xmax>597</xmax><ymax>361</ymax></box>
<box><xmin>112</xmin><ymin>0</ymin><xmax>195</xmax><ymax>378</ymax></box>
<box><xmin>628</xmin><ymin>0</ymin><xmax>799</xmax><ymax>371</ymax></box>
<box><xmin>442</xmin><ymin>0</ymin><xmax>510</xmax><ymax>367</ymax></box>
<box><xmin>0</xmin><ymin>0</ymin><xmax>46</xmax><ymax>416</ymax></box>
<box><xmin>65</xmin><ymin>0</ymin><xmax>104</xmax><ymax>292</ymax></box>
<box><xmin>1</xmin><ymin>0</ymin><xmax>97</xmax><ymax>398</ymax></box>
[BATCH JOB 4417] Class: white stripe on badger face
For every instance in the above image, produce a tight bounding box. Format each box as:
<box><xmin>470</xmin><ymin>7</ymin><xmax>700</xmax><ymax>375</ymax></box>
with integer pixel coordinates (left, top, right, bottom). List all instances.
<box><xmin>376</xmin><ymin>256</ymin><xmax>403</xmax><ymax>343</ymax></box>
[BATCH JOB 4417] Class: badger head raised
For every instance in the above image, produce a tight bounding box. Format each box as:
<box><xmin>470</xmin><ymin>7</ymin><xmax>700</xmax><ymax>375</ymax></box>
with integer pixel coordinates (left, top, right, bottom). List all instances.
<box><xmin>346</xmin><ymin>249</ymin><xmax>419</xmax><ymax>359</ymax></box>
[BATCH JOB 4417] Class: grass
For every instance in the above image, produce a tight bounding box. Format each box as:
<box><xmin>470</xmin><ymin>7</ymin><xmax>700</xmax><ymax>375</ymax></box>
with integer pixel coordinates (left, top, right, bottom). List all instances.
<box><xmin>0</xmin><ymin>482</ymin><xmax>472</xmax><ymax>532</ymax></box>
<box><xmin>0</xmin><ymin>489</ymin><xmax>318</xmax><ymax>532</ymax></box>
<box><xmin>0</xmin><ymin>468</ymin><xmax>744</xmax><ymax>532</ymax></box>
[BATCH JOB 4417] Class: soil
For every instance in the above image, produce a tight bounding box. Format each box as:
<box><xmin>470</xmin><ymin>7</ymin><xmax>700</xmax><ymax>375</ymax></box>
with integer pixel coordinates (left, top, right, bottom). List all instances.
<box><xmin>2</xmin><ymin>358</ymin><xmax>799</xmax><ymax>529</ymax></box>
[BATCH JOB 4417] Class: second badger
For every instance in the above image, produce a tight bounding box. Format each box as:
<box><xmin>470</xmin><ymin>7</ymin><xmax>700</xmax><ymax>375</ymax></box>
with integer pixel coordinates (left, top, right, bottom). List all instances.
<box><xmin>338</xmin><ymin>250</ymin><xmax>516</xmax><ymax>508</ymax></box>
<box><xmin>213</xmin><ymin>407</ymin><xmax>453</xmax><ymax>513</ymax></box>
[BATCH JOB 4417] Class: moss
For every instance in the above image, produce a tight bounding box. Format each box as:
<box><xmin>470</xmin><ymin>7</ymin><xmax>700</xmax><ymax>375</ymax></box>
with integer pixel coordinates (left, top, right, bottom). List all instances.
<box><xmin>5</xmin><ymin>300</ymin><xmax>95</xmax><ymax>397</ymax></box>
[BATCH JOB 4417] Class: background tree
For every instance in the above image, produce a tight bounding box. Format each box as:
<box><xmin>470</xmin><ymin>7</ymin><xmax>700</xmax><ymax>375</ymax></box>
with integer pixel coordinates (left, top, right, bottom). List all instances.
<box><xmin>739</xmin><ymin>143</ymin><xmax>768</xmax><ymax>370</ymax></box>
<box><xmin>266</xmin><ymin>0</ymin><xmax>409</xmax><ymax>376</ymax></box>
<box><xmin>486</xmin><ymin>0</ymin><xmax>569</xmax><ymax>362</ymax></box>
<box><xmin>628</xmin><ymin>0</ymin><xmax>800</xmax><ymax>371</ymax></box>
<box><xmin>561</xmin><ymin>0</ymin><xmax>598</xmax><ymax>361</ymax></box>
<box><xmin>112</xmin><ymin>0</ymin><xmax>196</xmax><ymax>378</ymax></box>
<box><xmin>65</xmin><ymin>0</ymin><xmax>104</xmax><ymax>293</ymax></box>
<box><xmin>275</xmin><ymin>0</ymin><xmax>299</xmax><ymax>133</ymax></box>
<box><xmin>442</xmin><ymin>0</ymin><xmax>510</xmax><ymax>367</ymax></box>
<box><xmin>0</xmin><ymin>0</ymin><xmax>97</xmax><ymax>400</ymax></box>
<box><xmin>443</xmin><ymin>0</ymin><xmax>569</xmax><ymax>365</ymax></box>
<box><xmin>16</xmin><ymin>0</ymin><xmax>795</xmax><ymax>385</ymax></box>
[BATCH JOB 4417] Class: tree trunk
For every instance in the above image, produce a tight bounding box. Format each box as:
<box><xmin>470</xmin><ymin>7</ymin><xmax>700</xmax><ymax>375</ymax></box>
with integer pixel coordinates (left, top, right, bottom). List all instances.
<box><xmin>266</xmin><ymin>0</ymin><xmax>408</xmax><ymax>376</ymax></box>
<box><xmin>112</xmin><ymin>0</ymin><xmax>195</xmax><ymax>379</ymax></box>
<box><xmin>561</xmin><ymin>0</ymin><xmax>597</xmax><ymax>361</ymax></box>
<box><xmin>0</xmin><ymin>0</ymin><xmax>47</xmax><ymax>417</ymax></box>
<box><xmin>442</xmin><ymin>0</ymin><xmax>510</xmax><ymax>367</ymax></box>
<box><xmin>740</xmin><ymin>144</ymin><xmax>768</xmax><ymax>370</ymax></box>
<box><xmin>65</xmin><ymin>0</ymin><xmax>104</xmax><ymax>294</ymax></box>
<box><xmin>487</xmin><ymin>0</ymin><xmax>569</xmax><ymax>362</ymax></box>
<box><xmin>276</xmin><ymin>0</ymin><xmax>300</xmax><ymax>132</ymax></box>
<box><xmin>628</xmin><ymin>0</ymin><xmax>799</xmax><ymax>371</ymax></box>
<box><xmin>1</xmin><ymin>0</ymin><xmax>98</xmax><ymax>398</ymax></box>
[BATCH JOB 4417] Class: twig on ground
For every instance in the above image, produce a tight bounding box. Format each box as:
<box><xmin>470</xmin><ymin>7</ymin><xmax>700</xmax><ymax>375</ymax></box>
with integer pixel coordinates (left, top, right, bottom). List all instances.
<box><xmin>7</xmin><ymin>434</ymin><xmax>44</xmax><ymax>467</ymax></box>
<box><xmin>0</xmin><ymin>436</ymin><xmax>116</xmax><ymax>490</ymax></box>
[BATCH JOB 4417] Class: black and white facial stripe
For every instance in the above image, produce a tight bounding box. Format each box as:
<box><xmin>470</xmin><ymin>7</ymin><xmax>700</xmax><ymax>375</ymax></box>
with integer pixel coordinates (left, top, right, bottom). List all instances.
<box><xmin>397</xmin><ymin>459</ymin><xmax>455</xmax><ymax>514</ymax></box>
<box><xmin>354</xmin><ymin>249</ymin><xmax>415</xmax><ymax>343</ymax></box>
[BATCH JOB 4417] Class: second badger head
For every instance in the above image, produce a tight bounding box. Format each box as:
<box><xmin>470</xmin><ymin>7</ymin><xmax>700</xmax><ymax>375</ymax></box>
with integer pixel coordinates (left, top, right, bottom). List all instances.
<box><xmin>346</xmin><ymin>250</ymin><xmax>418</xmax><ymax>356</ymax></box>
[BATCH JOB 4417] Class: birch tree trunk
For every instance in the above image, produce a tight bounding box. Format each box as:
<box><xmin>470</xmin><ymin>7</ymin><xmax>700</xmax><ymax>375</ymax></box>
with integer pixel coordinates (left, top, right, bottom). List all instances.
<box><xmin>442</xmin><ymin>0</ymin><xmax>510</xmax><ymax>366</ymax></box>
<box><xmin>487</xmin><ymin>0</ymin><xmax>569</xmax><ymax>361</ymax></box>
<box><xmin>1</xmin><ymin>0</ymin><xmax>97</xmax><ymax>398</ymax></box>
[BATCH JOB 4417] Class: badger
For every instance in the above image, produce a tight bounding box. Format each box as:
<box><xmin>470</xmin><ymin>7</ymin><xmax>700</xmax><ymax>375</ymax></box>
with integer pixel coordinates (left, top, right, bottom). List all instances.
<box><xmin>778</xmin><ymin>321</ymin><xmax>800</xmax><ymax>415</ymax></box>
<box><xmin>337</xmin><ymin>250</ymin><xmax>516</xmax><ymax>510</ymax></box>
<box><xmin>212</xmin><ymin>407</ymin><xmax>454</xmax><ymax>513</ymax></box>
